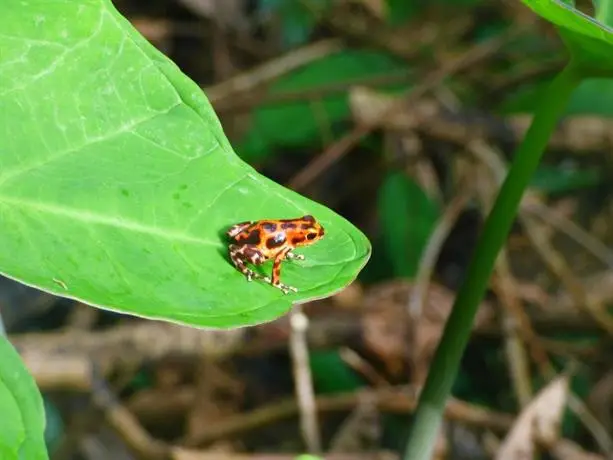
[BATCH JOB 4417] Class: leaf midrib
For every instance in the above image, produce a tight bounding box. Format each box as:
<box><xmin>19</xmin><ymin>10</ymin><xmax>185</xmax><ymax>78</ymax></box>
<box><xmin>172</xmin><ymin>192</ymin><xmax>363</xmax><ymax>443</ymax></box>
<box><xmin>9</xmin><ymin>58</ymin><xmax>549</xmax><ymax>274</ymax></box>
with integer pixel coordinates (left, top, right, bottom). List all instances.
<box><xmin>0</xmin><ymin>194</ymin><xmax>221</xmax><ymax>247</ymax></box>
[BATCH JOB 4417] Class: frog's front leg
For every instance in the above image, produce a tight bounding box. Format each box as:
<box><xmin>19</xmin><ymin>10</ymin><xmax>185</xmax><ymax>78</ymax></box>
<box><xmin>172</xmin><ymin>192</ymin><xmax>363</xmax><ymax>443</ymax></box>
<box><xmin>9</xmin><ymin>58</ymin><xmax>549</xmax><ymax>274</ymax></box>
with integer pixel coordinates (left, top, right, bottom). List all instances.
<box><xmin>286</xmin><ymin>250</ymin><xmax>305</xmax><ymax>261</ymax></box>
<box><xmin>228</xmin><ymin>244</ymin><xmax>271</xmax><ymax>283</ymax></box>
<box><xmin>270</xmin><ymin>250</ymin><xmax>298</xmax><ymax>294</ymax></box>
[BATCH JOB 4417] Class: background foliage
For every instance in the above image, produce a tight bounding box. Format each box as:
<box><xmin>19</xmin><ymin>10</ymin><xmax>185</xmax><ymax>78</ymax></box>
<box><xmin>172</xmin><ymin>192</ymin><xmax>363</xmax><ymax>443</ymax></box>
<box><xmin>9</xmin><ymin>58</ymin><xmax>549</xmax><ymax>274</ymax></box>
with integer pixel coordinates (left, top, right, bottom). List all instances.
<box><xmin>3</xmin><ymin>0</ymin><xmax>613</xmax><ymax>459</ymax></box>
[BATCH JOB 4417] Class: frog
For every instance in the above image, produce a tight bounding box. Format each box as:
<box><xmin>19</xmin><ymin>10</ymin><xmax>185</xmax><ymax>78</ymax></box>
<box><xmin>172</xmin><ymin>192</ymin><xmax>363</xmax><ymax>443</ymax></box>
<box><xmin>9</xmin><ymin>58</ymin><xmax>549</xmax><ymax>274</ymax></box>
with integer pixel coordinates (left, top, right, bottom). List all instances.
<box><xmin>226</xmin><ymin>215</ymin><xmax>325</xmax><ymax>294</ymax></box>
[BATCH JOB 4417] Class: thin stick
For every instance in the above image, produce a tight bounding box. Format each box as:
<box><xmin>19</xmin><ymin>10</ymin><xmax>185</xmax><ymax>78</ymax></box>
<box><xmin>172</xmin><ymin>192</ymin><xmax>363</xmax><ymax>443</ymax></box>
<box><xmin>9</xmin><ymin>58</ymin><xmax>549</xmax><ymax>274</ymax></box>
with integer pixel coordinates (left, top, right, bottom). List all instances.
<box><xmin>183</xmin><ymin>387</ymin><xmax>514</xmax><ymax>447</ymax></box>
<box><xmin>204</xmin><ymin>39</ymin><xmax>343</xmax><ymax>104</ymax></box>
<box><xmin>289</xmin><ymin>306</ymin><xmax>322</xmax><ymax>453</ymax></box>
<box><xmin>407</xmin><ymin>189</ymin><xmax>472</xmax><ymax>320</ymax></box>
<box><xmin>475</xmin><ymin>169</ymin><xmax>533</xmax><ymax>407</ymax></box>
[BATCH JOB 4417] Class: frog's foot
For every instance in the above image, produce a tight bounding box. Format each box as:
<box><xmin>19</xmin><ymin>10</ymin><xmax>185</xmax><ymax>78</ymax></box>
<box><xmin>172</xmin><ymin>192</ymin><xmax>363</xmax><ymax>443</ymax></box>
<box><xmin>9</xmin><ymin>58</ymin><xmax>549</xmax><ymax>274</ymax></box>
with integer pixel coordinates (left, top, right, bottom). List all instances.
<box><xmin>286</xmin><ymin>252</ymin><xmax>305</xmax><ymax>261</ymax></box>
<box><xmin>272</xmin><ymin>281</ymin><xmax>298</xmax><ymax>294</ymax></box>
<box><xmin>245</xmin><ymin>269</ymin><xmax>270</xmax><ymax>283</ymax></box>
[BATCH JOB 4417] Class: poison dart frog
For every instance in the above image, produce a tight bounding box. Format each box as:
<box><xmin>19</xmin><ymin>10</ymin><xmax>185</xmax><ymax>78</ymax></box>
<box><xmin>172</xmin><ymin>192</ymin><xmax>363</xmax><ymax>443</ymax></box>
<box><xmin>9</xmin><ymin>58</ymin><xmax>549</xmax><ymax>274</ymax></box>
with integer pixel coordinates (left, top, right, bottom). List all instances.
<box><xmin>226</xmin><ymin>215</ymin><xmax>325</xmax><ymax>294</ymax></box>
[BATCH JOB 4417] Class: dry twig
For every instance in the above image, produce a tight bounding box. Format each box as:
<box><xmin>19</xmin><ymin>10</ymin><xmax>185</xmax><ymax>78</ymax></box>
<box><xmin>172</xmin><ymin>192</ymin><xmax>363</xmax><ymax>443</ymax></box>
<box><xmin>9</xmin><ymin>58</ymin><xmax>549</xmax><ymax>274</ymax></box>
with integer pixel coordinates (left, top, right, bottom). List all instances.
<box><xmin>289</xmin><ymin>306</ymin><xmax>322</xmax><ymax>453</ymax></box>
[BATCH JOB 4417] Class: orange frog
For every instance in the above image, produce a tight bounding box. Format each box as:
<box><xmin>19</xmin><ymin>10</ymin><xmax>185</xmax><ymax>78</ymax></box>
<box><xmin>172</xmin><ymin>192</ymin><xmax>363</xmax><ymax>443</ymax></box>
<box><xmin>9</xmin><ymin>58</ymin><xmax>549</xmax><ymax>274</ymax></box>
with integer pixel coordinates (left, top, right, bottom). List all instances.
<box><xmin>226</xmin><ymin>215</ymin><xmax>325</xmax><ymax>294</ymax></box>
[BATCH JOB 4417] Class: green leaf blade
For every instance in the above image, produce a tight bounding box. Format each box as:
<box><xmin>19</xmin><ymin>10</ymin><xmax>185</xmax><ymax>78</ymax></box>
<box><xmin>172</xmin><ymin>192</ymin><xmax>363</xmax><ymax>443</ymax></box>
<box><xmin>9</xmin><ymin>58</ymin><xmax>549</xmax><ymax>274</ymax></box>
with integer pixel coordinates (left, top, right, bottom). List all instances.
<box><xmin>0</xmin><ymin>0</ymin><xmax>371</xmax><ymax>328</ymax></box>
<box><xmin>378</xmin><ymin>173</ymin><xmax>440</xmax><ymax>278</ymax></box>
<box><xmin>0</xmin><ymin>337</ymin><xmax>48</xmax><ymax>460</ymax></box>
<box><xmin>521</xmin><ymin>0</ymin><xmax>613</xmax><ymax>74</ymax></box>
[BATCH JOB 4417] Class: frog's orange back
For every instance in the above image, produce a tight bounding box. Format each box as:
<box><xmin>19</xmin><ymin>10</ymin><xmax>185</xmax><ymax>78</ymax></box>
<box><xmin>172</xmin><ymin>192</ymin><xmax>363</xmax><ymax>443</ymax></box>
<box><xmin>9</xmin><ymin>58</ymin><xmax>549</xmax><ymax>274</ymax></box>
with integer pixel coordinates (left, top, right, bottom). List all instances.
<box><xmin>226</xmin><ymin>215</ymin><xmax>324</xmax><ymax>247</ymax></box>
<box><xmin>279</xmin><ymin>215</ymin><xmax>325</xmax><ymax>247</ymax></box>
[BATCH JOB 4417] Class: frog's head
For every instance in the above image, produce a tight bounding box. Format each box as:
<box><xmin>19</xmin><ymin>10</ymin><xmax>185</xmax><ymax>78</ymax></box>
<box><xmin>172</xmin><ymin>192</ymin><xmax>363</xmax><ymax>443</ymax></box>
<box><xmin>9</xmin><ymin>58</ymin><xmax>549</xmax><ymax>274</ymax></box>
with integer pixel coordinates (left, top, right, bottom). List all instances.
<box><xmin>301</xmin><ymin>215</ymin><xmax>325</xmax><ymax>243</ymax></box>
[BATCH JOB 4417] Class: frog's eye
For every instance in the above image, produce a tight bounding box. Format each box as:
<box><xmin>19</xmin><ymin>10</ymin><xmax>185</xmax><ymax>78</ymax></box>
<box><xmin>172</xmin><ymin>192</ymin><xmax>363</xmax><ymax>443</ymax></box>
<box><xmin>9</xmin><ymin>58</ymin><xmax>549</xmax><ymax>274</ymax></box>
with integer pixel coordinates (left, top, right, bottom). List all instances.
<box><xmin>306</xmin><ymin>232</ymin><xmax>317</xmax><ymax>241</ymax></box>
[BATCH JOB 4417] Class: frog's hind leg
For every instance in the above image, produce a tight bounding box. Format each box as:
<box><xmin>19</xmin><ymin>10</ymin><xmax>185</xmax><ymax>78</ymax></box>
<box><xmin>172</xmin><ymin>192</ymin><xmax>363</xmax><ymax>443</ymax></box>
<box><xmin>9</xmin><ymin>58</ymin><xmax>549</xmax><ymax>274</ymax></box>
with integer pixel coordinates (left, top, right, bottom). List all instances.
<box><xmin>226</xmin><ymin>221</ymin><xmax>252</xmax><ymax>238</ymax></box>
<box><xmin>229</xmin><ymin>244</ymin><xmax>271</xmax><ymax>283</ymax></box>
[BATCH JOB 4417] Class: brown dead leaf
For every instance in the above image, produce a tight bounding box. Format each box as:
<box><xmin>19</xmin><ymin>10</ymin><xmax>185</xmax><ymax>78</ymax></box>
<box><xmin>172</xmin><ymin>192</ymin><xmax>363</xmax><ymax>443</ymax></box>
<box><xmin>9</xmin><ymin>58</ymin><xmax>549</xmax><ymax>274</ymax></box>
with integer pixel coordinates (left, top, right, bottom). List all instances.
<box><xmin>130</xmin><ymin>17</ymin><xmax>172</xmax><ymax>46</ymax></box>
<box><xmin>350</xmin><ymin>86</ymin><xmax>613</xmax><ymax>155</ymax></box>
<box><xmin>329</xmin><ymin>394</ymin><xmax>380</xmax><ymax>452</ymax></box>
<box><xmin>495</xmin><ymin>375</ymin><xmax>570</xmax><ymax>459</ymax></box>
<box><xmin>362</xmin><ymin>280</ymin><xmax>494</xmax><ymax>384</ymax></box>
<box><xmin>551</xmin><ymin>439</ymin><xmax>604</xmax><ymax>460</ymax></box>
<box><xmin>184</xmin><ymin>361</ymin><xmax>245</xmax><ymax>446</ymax></box>
<box><xmin>349</xmin><ymin>0</ymin><xmax>388</xmax><ymax>18</ymax></box>
<box><xmin>332</xmin><ymin>281</ymin><xmax>365</xmax><ymax>310</ymax></box>
<box><xmin>176</xmin><ymin>0</ymin><xmax>249</xmax><ymax>31</ymax></box>
<box><xmin>586</xmin><ymin>370</ymin><xmax>613</xmax><ymax>433</ymax></box>
<box><xmin>348</xmin><ymin>86</ymin><xmax>438</xmax><ymax>131</ymax></box>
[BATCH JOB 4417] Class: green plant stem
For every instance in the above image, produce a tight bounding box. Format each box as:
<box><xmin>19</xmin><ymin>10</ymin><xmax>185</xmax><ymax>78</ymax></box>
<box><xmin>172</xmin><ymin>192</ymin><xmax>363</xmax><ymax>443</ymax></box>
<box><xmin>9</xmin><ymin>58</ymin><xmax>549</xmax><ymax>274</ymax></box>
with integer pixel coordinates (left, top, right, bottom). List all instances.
<box><xmin>402</xmin><ymin>64</ymin><xmax>580</xmax><ymax>460</ymax></box>
<box><xmin>595</xmin><ymin>0</ymin><xmax>613</xmax><ymax>28</ymax></box>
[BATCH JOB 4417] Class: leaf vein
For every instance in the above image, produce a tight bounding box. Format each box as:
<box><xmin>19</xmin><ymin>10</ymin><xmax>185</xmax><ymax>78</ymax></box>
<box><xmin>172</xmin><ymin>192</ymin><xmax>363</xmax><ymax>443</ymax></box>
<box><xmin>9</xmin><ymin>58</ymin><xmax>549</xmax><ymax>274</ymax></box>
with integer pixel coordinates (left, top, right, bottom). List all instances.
<box><xmin>0</xmin><ymin>195</ymin><xmax>221</xmax><ymax>248</ymax></box>
<box><xmin>0</xmin><ymin>103</ymin><xmax>181</xmax><ymax>188</ymax></box>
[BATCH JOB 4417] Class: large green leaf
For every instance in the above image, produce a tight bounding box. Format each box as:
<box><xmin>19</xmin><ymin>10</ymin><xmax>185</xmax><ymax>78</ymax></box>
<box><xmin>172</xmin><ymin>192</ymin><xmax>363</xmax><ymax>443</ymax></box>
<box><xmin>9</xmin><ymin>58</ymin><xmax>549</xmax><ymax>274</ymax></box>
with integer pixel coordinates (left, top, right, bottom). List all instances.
<box><xmin>377</xmin><ymin>172</ymin><xmax>439</xmax><ymax>278</ymax></box>
<box><xmin>0</xmin><ymin>336</ymin><xmax>48</xmax><ymax>459</ymax></box>
<box><xmin>0</xmin><ymin>0</ymin><xmax>371</xmax><ymax>328</ymax></box>
<box><xmin>521</xmin><ymin>0</ymin><xmax>613</xmax><ymax>74</ymax></box>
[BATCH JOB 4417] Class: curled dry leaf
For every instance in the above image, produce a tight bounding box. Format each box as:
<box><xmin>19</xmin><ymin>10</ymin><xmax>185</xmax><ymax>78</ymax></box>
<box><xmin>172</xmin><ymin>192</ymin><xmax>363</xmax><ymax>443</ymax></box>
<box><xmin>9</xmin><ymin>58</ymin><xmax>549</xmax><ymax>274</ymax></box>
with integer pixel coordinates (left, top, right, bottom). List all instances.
<box><xmin>331</xmin><ymin>281</ymin><xmax>365</xmax><ymax>310</ymax></box>
<box><xmin>348</xmin><ymin>86</ymin><xmax>438</xmax><ymax>131</ymax></box>
<box><xmin>551</xmin><ymin>439</ymin><xmax>604</xmax><ymax>460</ymax></box>
<box><xmin>586</xmin><ymin>370</ymin><xmax>613</xmax><ymax>433</ymax></box>
<box><xmin>350</xmin><ymin>86</ymin><xmax>613</xmax><ymax>155</ymax></box>
<box><xmin>495</xmin><ymin>375</ymin><xmax>570</xmax><ymax>460</ymax></box>
<box><xmin>361</xmin><ymin>280</ymin><xmax>494</xmax><ymax>383</ymax></box>
<box><xmin>329</xmin><ymin>394</ymin><xmax>380</xmax><ymax>452</ymax></box>
<box><xmin>361</xmin><ymin>280</ymin><xmax>412</xmax><ymax>379</ymax></box>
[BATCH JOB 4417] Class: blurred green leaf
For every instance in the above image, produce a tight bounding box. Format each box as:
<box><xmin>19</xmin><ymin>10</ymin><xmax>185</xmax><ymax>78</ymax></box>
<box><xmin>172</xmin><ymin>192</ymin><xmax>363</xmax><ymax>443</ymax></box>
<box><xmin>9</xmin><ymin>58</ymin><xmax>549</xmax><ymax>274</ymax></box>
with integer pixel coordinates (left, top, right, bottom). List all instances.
<box><xmin>237</xmin><ymin>50</ymin><xmax>410</xmax><ymax>162</ymax></box>
<box><xmin>500</xmin><ymin>78</ymin><xmax>613</xmax><ymax>116</ymax></box>
<box><xmin>42</xmin><ymin>398</ymin><xmax>63</xmax><ymax>454</ymax></box>
<box><xmin>309</xmin><ymin>350</ymin><xmax>364</xmax><ymax>393</ymax></box>
<box><xmin>0</xmin><ymin>0</ymin><xmax>371</xmax><ymax>329</ymax></box>
<box><xmin>357</xmin><ymin>234</ymin><xmax>396</xmax><ymax>283</ymax></box>
<box><xmin>564</xmin><ymin>78</ymin><xmax>613</xmax><ymax>115</ymax></box>
<box><xmin>595</xmin><ymin>0</ymin><xmax>613</xmax><ymax>28</ymax></box>
<box><xmin>377</xmin><ymin>172</ymin><xmax>440</xmax><ymax>278</ymax></box>
<box><xmin>0</xmin><ymin>336</ymin><xmax>48</xmax><ymax>459</ymax></box>
<box><xmin>530</xmin><ymin>165</ymin><xmax>603</xmax><ymax>194</ymax></box>
<box><xmin>258</xmin><ymin>0</ymin><xmax>332</xmax><ymax>48</ymax></box>
<box><xmin>385</xmin><ymin>0</ymin><xmax>481</xmax><ymax>26</ymax></box>
<box><xmin>521</xmin><ymin>0</ymin><xmax>613</xmax><ymax>74</ymax></box>
<box><xmin>385</xmin><ymin>0</ymin><xmax>420</xmax><ymax>25</ymax></box>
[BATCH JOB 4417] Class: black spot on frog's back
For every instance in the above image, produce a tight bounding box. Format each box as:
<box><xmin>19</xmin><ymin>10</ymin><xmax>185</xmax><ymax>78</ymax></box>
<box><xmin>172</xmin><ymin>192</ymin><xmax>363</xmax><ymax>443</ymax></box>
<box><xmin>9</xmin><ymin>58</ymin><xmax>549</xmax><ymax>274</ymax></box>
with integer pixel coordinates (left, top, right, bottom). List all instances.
<box><xmin>266</xmin><ymin>232</ymin><xmax>286</xmax><ymax>249</ymax></box>
<box><xmin>291</xmin><ymin>236</ymin><xmax>305</xmax><ymax>245</ymax></box>
<box><xmin>281</xmin><ymin>222</ymin><xmax>297</xmax><ymax>230</ymax></box>
<box><xmin>262</xmin><ymin>222</ymin><xmax>278</xmax><ymax>232</ymax></box>
<box><xmin>239</xmin><ymin>229</ymin><xmax>261</xmax><ymax>245</ymax></box>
